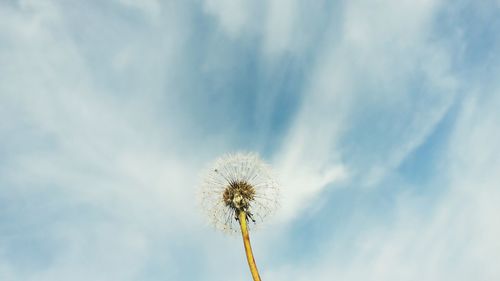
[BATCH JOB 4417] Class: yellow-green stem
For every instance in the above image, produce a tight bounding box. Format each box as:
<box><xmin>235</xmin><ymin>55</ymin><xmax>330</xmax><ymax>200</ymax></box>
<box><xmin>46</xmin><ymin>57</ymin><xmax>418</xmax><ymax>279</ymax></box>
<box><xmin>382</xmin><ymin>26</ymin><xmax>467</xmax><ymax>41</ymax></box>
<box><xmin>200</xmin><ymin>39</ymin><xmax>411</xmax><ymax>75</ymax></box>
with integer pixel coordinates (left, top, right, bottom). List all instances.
<box><xmin>238</xmin><ymin>211</ymin><xmax>261</xmax><ymax>281</ymax></box>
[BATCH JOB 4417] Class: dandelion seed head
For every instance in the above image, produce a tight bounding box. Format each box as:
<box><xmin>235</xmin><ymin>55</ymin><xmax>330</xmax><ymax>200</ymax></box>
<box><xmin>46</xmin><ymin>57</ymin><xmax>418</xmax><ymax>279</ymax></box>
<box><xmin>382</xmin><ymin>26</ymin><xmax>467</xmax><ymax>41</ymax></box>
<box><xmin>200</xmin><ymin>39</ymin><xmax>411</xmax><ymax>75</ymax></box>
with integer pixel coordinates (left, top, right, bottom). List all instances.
<box><xmin>200</xmin><ymin>152</ymin><xmax>279</xmax><ymax>233</ymax></box>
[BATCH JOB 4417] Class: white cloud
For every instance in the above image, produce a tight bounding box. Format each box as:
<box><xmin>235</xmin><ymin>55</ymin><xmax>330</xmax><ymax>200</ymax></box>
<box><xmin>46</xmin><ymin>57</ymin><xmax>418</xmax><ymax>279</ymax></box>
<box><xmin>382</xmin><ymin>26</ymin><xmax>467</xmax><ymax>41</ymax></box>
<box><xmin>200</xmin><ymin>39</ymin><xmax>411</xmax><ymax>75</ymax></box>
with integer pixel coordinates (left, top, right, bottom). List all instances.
<box><xmin>267</xmin><ymin>0</ymin><xmax>500</xmax><ymax>275</ymax></box>
<box><xmin>267</xmin><ymin>84</ymin><xmax>500</xmax><ymax>280</ymax></box>
<box><xmin>272</xmin><ymin>0</ymin><xmax>456</xmax><ymax>220</ymax></box>
<box><xmin>0</xmin><ymin>2</ymin><xmax>207</xmax><ymax>280</ymax></box>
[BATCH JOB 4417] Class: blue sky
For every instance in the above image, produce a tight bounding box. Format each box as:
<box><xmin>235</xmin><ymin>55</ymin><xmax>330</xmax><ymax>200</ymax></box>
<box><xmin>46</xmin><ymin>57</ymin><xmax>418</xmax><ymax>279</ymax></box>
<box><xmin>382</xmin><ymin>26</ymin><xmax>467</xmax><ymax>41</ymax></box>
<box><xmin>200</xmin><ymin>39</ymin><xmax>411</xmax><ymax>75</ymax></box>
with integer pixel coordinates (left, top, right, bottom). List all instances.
<box><xmin>1</xmin><ymin>0</ymin><xmax>499</xmax><ymax>280</ymax></box>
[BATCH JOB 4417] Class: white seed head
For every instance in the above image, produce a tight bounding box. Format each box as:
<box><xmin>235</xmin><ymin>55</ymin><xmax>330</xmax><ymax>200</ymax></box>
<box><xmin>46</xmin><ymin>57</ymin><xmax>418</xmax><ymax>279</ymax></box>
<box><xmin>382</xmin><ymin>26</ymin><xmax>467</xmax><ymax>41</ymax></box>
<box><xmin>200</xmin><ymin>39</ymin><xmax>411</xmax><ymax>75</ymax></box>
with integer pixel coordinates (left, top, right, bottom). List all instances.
<box><xmin>200</xmin><ymin>152</ymin><xmax>280</xmax><ymax>233</ymax></box>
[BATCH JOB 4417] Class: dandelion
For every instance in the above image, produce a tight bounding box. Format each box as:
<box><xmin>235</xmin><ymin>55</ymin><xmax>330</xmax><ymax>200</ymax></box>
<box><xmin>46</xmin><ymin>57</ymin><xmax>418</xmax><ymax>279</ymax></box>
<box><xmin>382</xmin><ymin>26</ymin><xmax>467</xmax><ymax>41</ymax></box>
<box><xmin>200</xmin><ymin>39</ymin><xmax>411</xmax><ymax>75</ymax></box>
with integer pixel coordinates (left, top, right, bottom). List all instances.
<box><xmin>200</xmin><ymin>152</ymin><xmax>279</xmax><ymax>281</ymax></box>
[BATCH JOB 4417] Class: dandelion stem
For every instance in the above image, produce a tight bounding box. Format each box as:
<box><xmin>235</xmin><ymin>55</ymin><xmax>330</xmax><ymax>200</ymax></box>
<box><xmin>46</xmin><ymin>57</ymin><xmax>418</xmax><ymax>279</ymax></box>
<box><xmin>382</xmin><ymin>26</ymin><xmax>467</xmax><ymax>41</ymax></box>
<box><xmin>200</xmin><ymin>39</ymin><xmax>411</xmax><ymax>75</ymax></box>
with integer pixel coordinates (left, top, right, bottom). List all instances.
<box><xmin>238</xmin><ymin>210</ymin><xmax>262</xmax><ymax>281</ymax></box>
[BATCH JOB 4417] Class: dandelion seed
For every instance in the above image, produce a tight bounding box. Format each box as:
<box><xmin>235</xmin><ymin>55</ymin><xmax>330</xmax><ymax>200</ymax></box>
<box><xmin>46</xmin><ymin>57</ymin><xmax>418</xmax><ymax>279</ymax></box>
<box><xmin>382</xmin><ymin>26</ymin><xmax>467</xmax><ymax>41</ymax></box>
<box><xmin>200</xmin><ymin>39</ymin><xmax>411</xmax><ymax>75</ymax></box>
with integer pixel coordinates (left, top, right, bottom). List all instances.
<box><xmin>200</xmin><ymin>152</ymin><xmax>279</xmax><ymax>281</ymax></box>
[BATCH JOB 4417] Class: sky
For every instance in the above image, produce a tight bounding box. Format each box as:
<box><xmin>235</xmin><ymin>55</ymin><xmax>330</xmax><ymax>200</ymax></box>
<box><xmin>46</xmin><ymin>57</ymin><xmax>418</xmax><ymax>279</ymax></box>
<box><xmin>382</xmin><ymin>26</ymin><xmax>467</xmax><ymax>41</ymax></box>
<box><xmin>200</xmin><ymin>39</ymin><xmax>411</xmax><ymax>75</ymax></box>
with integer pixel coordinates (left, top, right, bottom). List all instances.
<box><xmin>1</xmin><ymin>0</ymin><xmax>499</xmax><ymax>280</ymax></box>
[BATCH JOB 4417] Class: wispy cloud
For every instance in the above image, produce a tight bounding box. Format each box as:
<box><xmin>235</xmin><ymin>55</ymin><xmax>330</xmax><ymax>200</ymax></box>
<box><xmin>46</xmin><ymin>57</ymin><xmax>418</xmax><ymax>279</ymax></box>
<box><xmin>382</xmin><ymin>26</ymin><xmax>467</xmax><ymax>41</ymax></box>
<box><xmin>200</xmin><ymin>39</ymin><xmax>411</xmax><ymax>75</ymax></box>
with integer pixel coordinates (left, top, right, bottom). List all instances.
<box><xmin>272</xmin><ymin>0</ymin><xmax>457</xmax><ymax>219</ymax></box>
